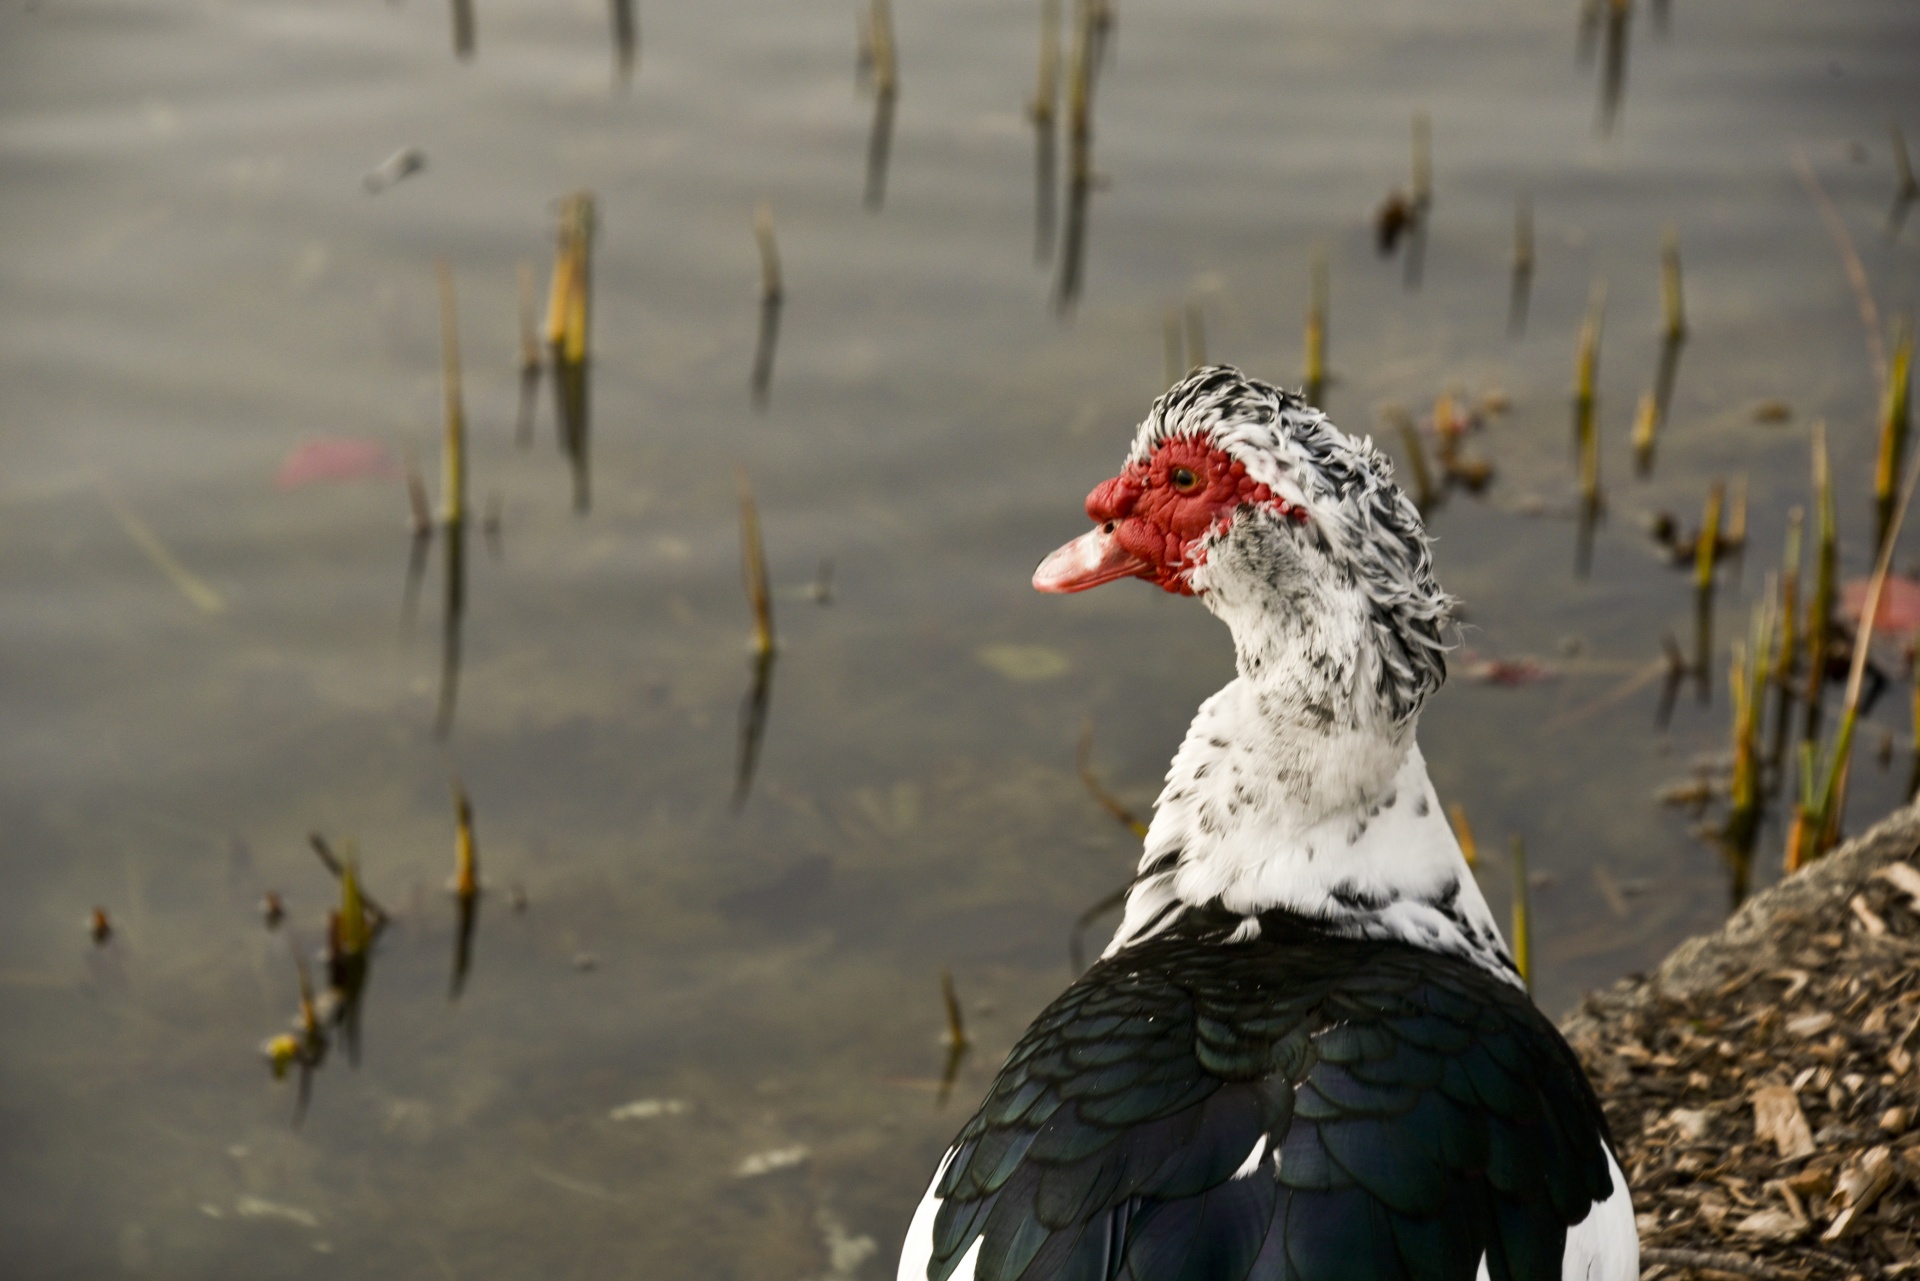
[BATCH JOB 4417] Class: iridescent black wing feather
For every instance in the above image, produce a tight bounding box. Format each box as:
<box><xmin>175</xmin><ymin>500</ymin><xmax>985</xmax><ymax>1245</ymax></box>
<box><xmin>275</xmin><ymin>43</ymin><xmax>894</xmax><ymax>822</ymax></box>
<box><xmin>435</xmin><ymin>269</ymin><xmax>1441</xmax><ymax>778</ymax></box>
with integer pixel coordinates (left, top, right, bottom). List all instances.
<box><xmin>926</xmin><ymin>909</ymin><xmax>1613</xmax><ymax>1281</ymax></box>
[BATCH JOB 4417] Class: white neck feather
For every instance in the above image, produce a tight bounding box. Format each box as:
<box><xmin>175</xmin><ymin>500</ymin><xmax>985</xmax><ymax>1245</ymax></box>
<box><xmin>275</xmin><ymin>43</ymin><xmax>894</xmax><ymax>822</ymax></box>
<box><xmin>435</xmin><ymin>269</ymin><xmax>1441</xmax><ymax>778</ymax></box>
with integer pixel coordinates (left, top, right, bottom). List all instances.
<box><xmin>1103</xmin><ymin>565</ymin><xmax>1517</xmax><ymax>985</ymax></box>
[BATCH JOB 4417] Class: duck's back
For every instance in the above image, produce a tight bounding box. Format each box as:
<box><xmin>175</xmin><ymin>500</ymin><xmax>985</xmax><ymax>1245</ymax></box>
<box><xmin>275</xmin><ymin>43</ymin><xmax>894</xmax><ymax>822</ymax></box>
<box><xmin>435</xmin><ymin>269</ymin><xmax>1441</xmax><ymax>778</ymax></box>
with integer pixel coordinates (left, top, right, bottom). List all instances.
<box><xmin>898</xmin><ymin>909</ymin><xmax>1633</xmax><ymax>1281</ymax></box>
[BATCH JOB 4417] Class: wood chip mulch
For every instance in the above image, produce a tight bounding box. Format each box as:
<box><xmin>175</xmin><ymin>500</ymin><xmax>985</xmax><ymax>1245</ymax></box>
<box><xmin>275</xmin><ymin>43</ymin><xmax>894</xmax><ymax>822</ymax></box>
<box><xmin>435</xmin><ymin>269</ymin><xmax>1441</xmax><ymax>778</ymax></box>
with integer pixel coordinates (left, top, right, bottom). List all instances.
<box><xmin>1561</xmin><ymin>806</ymin><xmax>1920</xmax><ymax>1280</ymax></box>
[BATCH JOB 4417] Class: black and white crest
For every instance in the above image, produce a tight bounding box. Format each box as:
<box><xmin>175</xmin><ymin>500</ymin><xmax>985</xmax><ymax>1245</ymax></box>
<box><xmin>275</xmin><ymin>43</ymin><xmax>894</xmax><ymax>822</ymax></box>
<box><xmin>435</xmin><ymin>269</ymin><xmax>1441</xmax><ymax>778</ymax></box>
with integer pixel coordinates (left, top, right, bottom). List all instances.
<box><xmin>1132</xmin><ymin>367</ymin><xmax>1454</xmax><ymax>724</ymax></box>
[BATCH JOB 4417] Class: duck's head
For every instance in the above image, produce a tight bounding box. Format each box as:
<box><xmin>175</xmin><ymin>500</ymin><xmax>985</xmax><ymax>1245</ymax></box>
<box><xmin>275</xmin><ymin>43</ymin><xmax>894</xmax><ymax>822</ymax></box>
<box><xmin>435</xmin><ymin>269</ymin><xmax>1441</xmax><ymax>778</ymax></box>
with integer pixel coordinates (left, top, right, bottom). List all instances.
<box><xmin>1034</xmin><ymin>366</ymin><xmax>1453</xmax><ymax>725</ymax></box>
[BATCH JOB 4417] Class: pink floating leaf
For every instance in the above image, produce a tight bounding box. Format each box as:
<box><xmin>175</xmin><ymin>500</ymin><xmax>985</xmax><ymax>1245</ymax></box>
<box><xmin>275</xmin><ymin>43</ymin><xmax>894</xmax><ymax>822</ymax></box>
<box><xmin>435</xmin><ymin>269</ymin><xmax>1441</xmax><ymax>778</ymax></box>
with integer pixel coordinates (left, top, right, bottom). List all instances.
<box><xmin>276</xmin><ymin>438</ymin><xmax>397</xmax><ymax>490</ymax></box>
<box><xmin>1841</xmin><ymin>575</ymin><xmax>1920</xmax><ymax>636</ymax></box>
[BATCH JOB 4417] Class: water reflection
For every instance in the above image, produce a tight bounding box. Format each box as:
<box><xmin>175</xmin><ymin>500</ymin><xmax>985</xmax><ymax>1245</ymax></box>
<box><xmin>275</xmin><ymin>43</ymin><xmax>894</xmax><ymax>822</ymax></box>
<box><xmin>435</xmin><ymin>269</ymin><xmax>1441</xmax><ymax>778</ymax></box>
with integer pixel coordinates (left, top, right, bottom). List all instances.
<box><xmin>1054</xmin><ymin>0</ymin><xmax>1110</xmax><ymax>312</ymax></box>
<box><xmin>1508</xmin><ymin>194</ymin><xmax>1534</xmax><ymax>338</ymax></box>
<box><xmin>610</xmin><ymin>0</ymin><xmax>637</xmax><ymax>88</ymax></box>
<box><xmin>434</xmin><ymin>517</ymin><xmax>466</xmax><ymax>740</ymax></box>
<box><xmin>861</xmin><ymin>0</ymin><xmax>899</xmax><ymax>211</ymax></box>
<box><xmin>1891</xmin><ymin>121</ymin><xmax>1918</xmax><ymax>234</ymax></box>
<box><xmin>751</xmin><ymin>200</ymin><xmax>783</xmax><ymax>412</ymax></box>
<box><xmin>865</xmin><ymin>89</ymin><xmax>897</xmax><ymax>213</ymax></box>
<box><xmin>1598</xmin><ymin>0</ymin><xmax>1630</xmax><ymax>135</ymax></box>
<box><xmin>1029</xmin><ymin>0</ymin><xmax>1061</xmax><ymax>263</ymax></box>
<box><xmin>733</xmin><ymin>473</ymin><xmax>777</xmax><ymax>810</ymax></box>
<box><xmin>516</xmin><ymin>262</ymin><xmax>541</xmax><ymax>449</ymax></box>
<box><xmin>451</xmin><ymin>0</ymin><xmax>475</xmax><ymax>61</ymax></box>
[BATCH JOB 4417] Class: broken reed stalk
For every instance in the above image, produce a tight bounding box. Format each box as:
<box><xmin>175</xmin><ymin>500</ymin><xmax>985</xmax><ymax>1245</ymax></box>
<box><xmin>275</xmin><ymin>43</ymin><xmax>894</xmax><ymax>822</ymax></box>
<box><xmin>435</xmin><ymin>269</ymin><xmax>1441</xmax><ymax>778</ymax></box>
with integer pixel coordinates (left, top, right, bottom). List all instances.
<box><xmin>1077</xmin><ymin>718</ymin><xmax>1148</xmax><ymax>838</ymax></box>
<box><xmin>754</xmin><ymin>200</ymin><xmax>783</xmax><ymax>304</ymax></box>
<box><xmin>1573</xmin><ymin>280</ymin><xmax>1606</xmax><ymax>458</ymax></box>
<box><xmin>1801</xmin><ymin>424</ymin><xmax>1836</xmax><ymax>748</ymax></box>
<box><xmin>869</xmin><ymin>0</ymin><xmax>898</xmax><ymax>97</ymax></box>
<box><xmin>1659</xmin><ymin>225</ymin><xmax>1687</xmax><ymax>344</ymax></box>
<box><xmin>1631</xmin><ymin>391</ymin><xmax>1659</xmax><ymax>475</ymax></box>
<box><xmin>1790</xmin><ymin>412</ymin><xmax>1920</xmax><ymax>869</ymax></box>
<box><xmin>1724</xmin><ymin>589</ymin><xmax>1777</xmax><ymax>900</ymax></box>
<box><xmin>1305</xmin><ymin>250</ymin><xmax>1328</xmax><ymax>407</ymax></box>
<box><xmin>436</xmin><ymin>262</ymin><xmax>466</xmax><ymax>531</ymax></box>
<box><xmin>1447</xmin><ymin>802</ymin><xmax>1477</xmax><ymax>868</ymax></box>
<box><xmin>1873</xmin><ymin>320</ymin><xmax>1914</xmax><ymax>555</ymax></box>
<box><xmin>452</xmin><ymin>779</ymin><xmax>478</xmax><ymax>901</ymax></box>
<box><xmin>1030</xmin><ymin>0</ymin><xmax>1060</xmax><ymax>124</ymax></box>
<box><xmin>546</xmin><ymin>194</ymin><xmax>595</xmax><ymax>368</ymax></box>
<box><xmin>940</xmin><ymin>970</ymin><xmax>968</xmax><ymax>1049</ymax></box>
<box><xmin>1694</xmin><ymin>480</ymin><xmax>1723</xmax><ymax>596</ymax></box>
<box><xmin>737</xmin><ymin>470</ymin><xmax>774</xmax><ymax>658</ymax></box>
<box><xmin>1509</xmin><ymin>836</ymin><xmax>1530</xmax><ymax>991</ymax></box>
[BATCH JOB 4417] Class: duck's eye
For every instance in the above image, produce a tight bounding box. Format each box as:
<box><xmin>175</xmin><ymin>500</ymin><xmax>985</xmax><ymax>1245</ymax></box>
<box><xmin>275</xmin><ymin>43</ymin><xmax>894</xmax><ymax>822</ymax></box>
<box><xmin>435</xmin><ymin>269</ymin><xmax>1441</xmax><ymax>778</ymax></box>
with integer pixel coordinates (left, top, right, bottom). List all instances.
<box><xmin>1169</xmin><ymin>465</ymin><xmax>1200</xmax><ymax>494</ymax></box>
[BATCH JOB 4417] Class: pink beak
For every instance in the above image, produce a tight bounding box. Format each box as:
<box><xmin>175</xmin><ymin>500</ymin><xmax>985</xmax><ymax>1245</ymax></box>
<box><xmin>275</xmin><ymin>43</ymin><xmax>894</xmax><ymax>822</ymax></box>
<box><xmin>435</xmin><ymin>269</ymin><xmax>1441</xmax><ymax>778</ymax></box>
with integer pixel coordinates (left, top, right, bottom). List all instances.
<box><xmin>1032</xmin><ymin>523</ymin><xmax>1153</xmax><ymax>594</ymax></box>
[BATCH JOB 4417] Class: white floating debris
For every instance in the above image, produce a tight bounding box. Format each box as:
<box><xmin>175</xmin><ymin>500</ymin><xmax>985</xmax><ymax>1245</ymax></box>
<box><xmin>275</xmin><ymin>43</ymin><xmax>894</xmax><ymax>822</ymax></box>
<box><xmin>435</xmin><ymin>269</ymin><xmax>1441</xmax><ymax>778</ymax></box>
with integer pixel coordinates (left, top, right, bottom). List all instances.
<box><xmin>608</xmin><ymin>1098</ymin><xmax>688</xmax><ymax>1122</ymax></box>
<box><xmin>363</xmin><ymin>147</ymin><xmax>426</xmax><ymax>194</ymax></box>
<box><xmin>234</xmin><ymin>1196</ymin><xmax>319</xmax><ymax>1229</ymax></box>
<box><xmin>735</xmin><ymin>1145</ymin><xmax>809</xmax><ymax>1178</ymax></box>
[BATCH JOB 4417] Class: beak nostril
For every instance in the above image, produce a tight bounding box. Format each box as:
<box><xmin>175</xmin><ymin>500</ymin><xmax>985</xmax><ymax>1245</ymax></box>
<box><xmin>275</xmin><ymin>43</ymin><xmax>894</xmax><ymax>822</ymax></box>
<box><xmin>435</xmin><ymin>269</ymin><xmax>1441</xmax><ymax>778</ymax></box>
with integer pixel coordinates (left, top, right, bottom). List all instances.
<box><xmin>1104</xmin><ymin>522</ymin><xmax>1116</xmax><ymax>534</ymax></box>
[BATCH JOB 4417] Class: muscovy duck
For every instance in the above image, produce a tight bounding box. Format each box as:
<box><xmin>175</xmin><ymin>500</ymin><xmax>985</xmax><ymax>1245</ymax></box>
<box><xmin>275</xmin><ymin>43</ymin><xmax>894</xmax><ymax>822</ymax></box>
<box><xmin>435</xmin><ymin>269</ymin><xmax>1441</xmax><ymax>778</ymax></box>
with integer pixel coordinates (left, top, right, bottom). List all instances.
<box><xmin>897</xmin><ymin>368</ymin><xmax>1636</xmax><ymax>1281</ymax></box>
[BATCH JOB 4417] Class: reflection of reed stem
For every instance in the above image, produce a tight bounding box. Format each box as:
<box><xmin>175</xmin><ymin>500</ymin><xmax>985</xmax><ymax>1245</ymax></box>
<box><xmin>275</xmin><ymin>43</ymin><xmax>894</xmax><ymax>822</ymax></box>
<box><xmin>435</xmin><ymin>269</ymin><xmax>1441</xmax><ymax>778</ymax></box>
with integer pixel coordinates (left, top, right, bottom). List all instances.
<box><xmin>1659</xmin><ymin>225</ymin><xmax>1687</xmax><ymax>343</ymax></box>
<box><xmin>1873</xmin><ymin>320</ymin><xmax>1913</xmax><ymax>554</ymax></box>
<box><xmin>451</xmin><ymin>0</ymin><xmax>474</xmax><ymax>60</ymax></box>
<box><xmin>610</xmin><ymin>0</ymin><xmax>637</xmax><ymax>85</ymax></box>
<box><xmin>1508</xmin><ymin>193</ymin><xmax>1533</xmax><ymax>338</ymax></box>
<box><xmin>1410</xmin><ymin>111</ymin><xmax>1431</xmax><ymax>210</ymax></box>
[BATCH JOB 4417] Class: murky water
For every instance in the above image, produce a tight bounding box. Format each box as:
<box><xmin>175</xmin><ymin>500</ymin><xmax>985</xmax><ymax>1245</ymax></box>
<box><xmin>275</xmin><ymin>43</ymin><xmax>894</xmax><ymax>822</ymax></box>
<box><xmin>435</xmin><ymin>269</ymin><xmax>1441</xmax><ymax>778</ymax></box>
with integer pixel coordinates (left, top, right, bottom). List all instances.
<box><xmin>2</xmin><ymin>0</ymin><xmax>1917</xmax><ymax>1275</ymax></box>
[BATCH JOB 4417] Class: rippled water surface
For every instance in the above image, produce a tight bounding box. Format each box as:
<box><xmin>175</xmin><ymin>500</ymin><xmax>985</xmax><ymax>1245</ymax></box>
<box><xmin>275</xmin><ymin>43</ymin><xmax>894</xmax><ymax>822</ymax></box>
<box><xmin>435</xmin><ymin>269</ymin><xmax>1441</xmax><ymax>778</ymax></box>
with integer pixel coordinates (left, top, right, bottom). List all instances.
<box><xmin>3</xmin><ymin>0</ymin><xmax>1918</xmax><ymax>1275</ymax></box>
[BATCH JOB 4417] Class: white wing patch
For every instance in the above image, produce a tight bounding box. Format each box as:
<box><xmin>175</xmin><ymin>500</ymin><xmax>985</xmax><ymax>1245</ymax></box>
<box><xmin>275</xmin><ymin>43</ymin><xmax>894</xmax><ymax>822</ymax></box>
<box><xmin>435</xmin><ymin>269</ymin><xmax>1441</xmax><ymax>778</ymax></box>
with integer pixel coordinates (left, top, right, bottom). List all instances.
<box><xmin>1230</xmin><ymin>1134</ymin><xmax>1269</xmax><ymax>1180</ymax></box>
<box><xmin>1562</xmin><ymin>1145</ymin><xmax>1638</xmax><ymax>1281</ymax></box>
<box><xmin>896</xmin><ymin>1149</ymin><xmax>956</xmax><ymax>1281</ymax></box>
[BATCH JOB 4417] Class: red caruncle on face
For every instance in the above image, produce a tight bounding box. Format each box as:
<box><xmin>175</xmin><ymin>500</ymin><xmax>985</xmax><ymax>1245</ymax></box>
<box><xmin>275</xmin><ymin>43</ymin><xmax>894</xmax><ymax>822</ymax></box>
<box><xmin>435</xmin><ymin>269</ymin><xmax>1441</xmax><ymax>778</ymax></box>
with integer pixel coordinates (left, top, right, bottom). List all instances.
<box><xmin>1083</xmin><ymin>436</ymin><xmax>1285</xmax><ymax>594</ymax></box>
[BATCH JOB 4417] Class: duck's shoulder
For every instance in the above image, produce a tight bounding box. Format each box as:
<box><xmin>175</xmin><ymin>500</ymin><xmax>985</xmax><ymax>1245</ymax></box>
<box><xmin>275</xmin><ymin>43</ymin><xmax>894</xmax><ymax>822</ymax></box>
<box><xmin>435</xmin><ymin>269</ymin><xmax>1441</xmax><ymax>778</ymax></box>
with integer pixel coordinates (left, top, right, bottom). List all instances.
<box><xmin>918</xmin><ymin>911</ymin><xmax>1621</xmax><ymax>1281</ymax></box>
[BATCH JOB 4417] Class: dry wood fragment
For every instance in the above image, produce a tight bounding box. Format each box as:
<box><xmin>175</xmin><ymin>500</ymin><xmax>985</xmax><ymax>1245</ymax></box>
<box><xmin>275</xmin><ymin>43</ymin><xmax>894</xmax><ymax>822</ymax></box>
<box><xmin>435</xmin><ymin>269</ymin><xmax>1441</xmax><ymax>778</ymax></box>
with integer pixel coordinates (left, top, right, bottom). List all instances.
<box><xmin>1752</xmin><ymin>1084</ymin><xmax>1817</xmax><ymax>1159</ymax></box>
